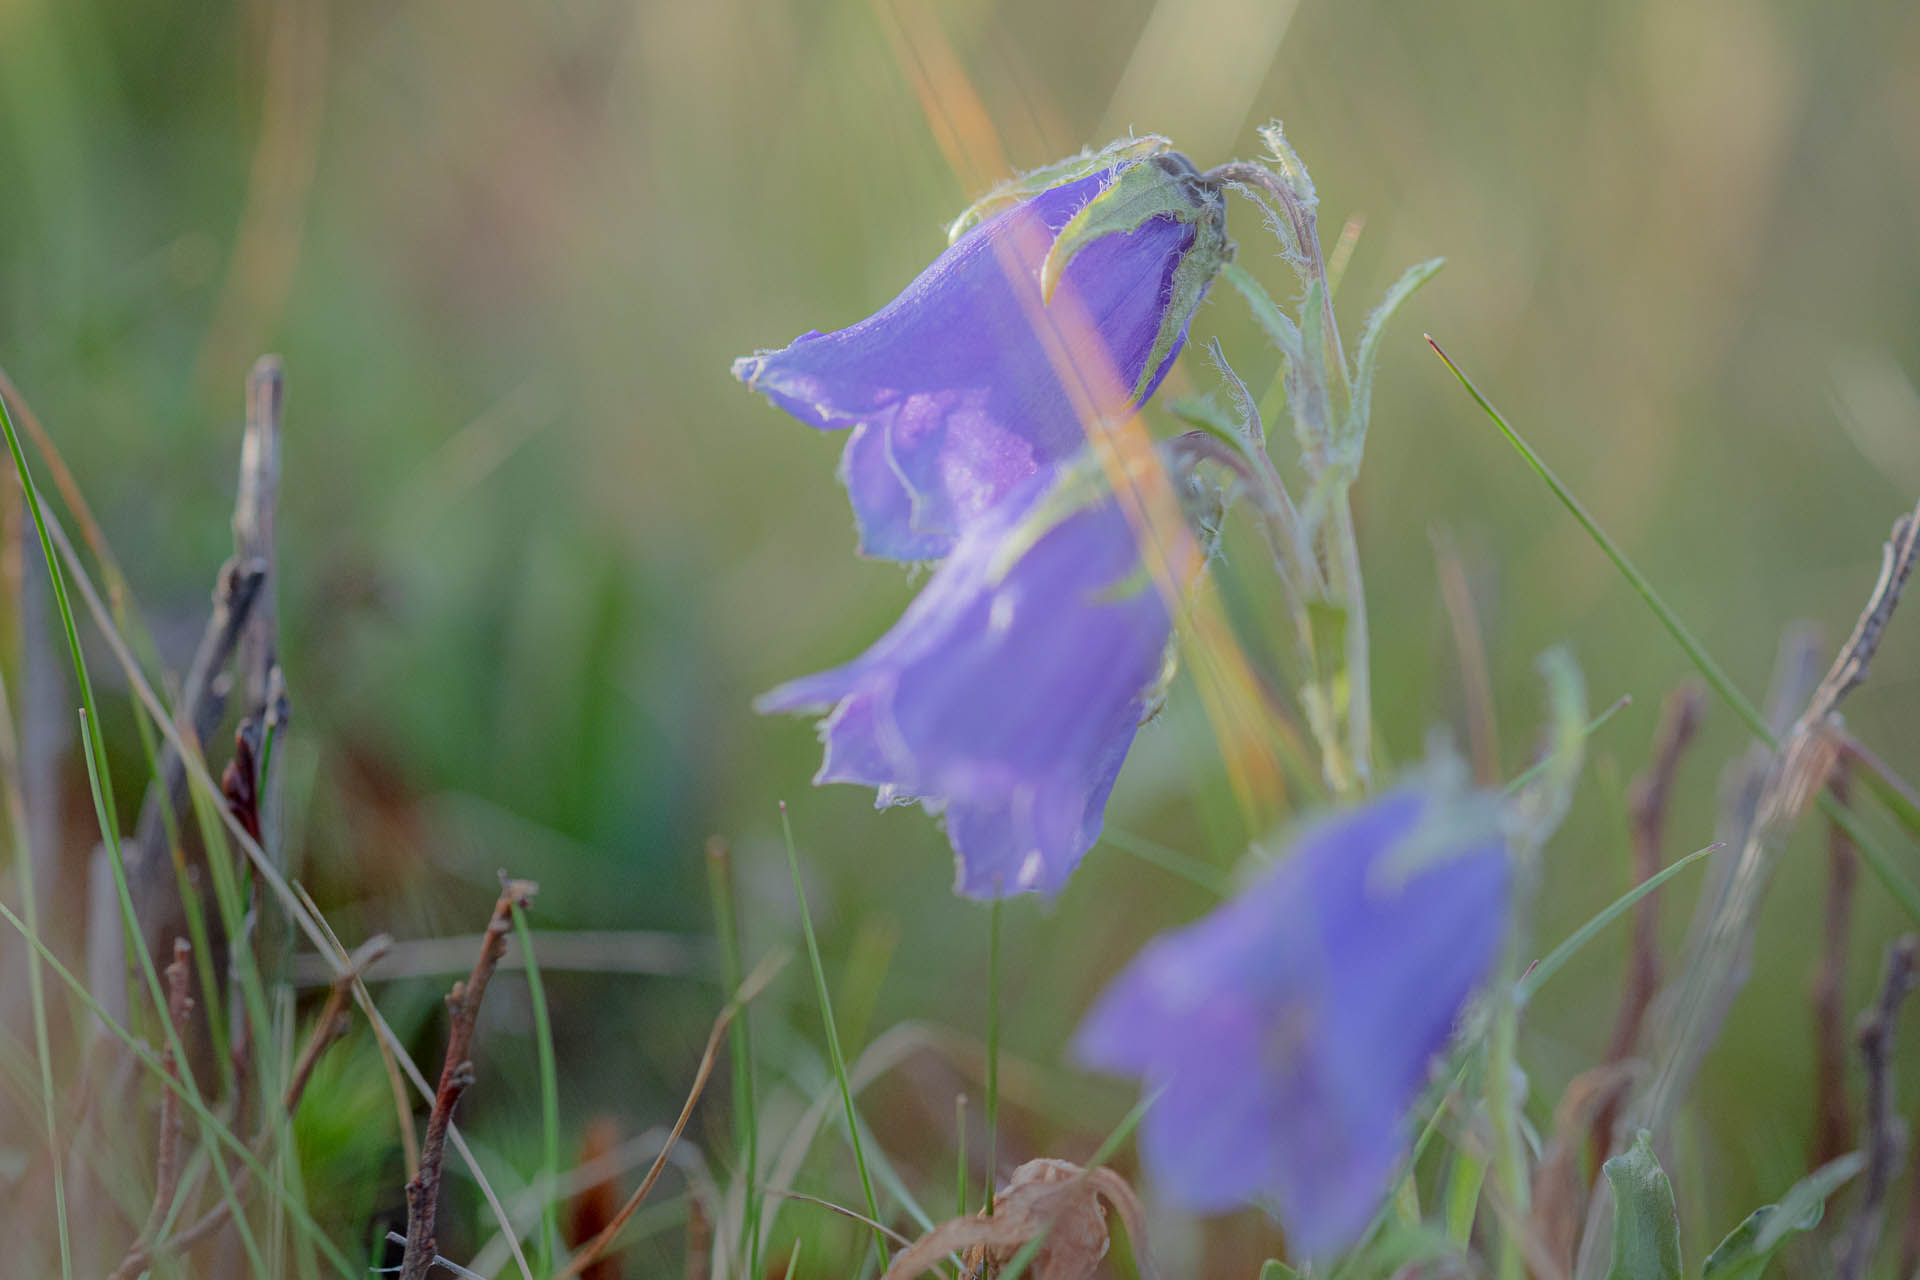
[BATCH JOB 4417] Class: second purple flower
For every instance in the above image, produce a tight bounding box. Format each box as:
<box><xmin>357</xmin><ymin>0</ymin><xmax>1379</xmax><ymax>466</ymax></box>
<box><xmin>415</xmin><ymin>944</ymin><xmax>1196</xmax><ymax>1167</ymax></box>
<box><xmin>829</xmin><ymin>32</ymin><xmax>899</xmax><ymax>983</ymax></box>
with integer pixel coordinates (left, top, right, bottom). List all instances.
<box><xmin>757</xmin><ymin>463</ymin><xmax>1195</xmax><ymax>898</ymax></box>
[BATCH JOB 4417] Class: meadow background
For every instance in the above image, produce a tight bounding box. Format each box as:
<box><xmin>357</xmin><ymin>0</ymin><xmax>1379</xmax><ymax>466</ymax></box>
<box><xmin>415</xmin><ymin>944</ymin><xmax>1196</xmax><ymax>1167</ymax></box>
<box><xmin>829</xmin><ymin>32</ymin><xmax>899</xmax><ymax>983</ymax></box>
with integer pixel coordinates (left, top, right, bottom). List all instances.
<box><xmin>4</xmin><ymin>0</ymin><xmax>1920</xmax><ymax>1272</ymax></box>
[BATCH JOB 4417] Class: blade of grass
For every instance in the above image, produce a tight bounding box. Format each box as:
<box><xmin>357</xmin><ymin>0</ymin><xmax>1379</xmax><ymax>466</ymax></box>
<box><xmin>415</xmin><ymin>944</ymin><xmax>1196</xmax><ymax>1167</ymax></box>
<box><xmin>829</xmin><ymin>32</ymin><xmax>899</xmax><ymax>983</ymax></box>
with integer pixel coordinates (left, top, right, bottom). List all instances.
<box><xmin>1503</xmin><ymin>695</ymin><xmax>1632</xmax><ymax>796</ymax></box>
<box><xmin>18</xmin><ymin>451</ymin><xmax>529</xmax><ymax>1275</ymax></box>
<box><xmin>1101</xmin><ymin>827</ymin><xmax>1234</xmax><ymax>897</ymax></box>
<box><xmin>1519</xmin><ymin>843</ymin><xmax>1722</xmax><ymax>1002</ymax></box>
<box><xmin>510</xmin><ymin>902</ymin><xmax>561</xmax><ymax>1274</ymax></box>
<box><xmin>954</xmin><ymin>1094</ymin><xmax>968</xmax><ymax>1220</ymax></box>
<box><xmin>706</xmin><ymin>838</ymin><xmax>761</xmax><ymax>1273</ymax></box>
<box><xmin>4</xmin><ymin>389</ymin><xmax>273</xmax><ymax>1268</ymax></box>
<box><xmin>0</xmin><ymin>893</ymin><xmax>357</xmax><ymax>1275</ymax></box>
<box><xmin>0</xmin><ymin>385</ymin><xmax>178</xmax><ymax>1046</ymax></box>
<box><xmin>1430</xmin><ymin>337</ymin><xmax>1920</xmax><ymax>926</ymax></box>
<box><xmin>0</xmin><ymin>668</ymin><xmax>71</xmax><ymax>1279</ymax></box>
<box><xmin>778</xmin><ymin>802</ymin><xmax>888</xmax><ymax>1262</ymax></box>
<box><xmin>79</xmin><ymin>710</ymin><xmax>270</xmax><ymax>1277</ymax></box>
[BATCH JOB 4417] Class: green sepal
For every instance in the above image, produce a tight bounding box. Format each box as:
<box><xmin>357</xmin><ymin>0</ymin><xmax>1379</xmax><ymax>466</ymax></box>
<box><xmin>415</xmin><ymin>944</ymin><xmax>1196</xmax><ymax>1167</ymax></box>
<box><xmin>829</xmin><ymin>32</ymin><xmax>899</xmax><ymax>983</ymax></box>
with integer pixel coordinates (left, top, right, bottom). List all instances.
<box><xmin>946</xmin><ymin>135</ymin><xmax>1173</xmax><ymax>243</ymax></box>
<box><xmin>1700</xmin><ymin>1153</ymin><xmax>1863</xmax><ymax>1280</ymax></box>
<box><xmin>1040</xmin><ymin>157</ymin><xmax>1211</xmax><ymax>301</ymax></box>
<box><xmin>1346</xmin><ymin>257</ymin><xmax>1444</xmax><ymax>449</ymax></box>
<box><xmin>1602</xmin><ymin>1131</ymin><xmax>1684</xmax><ymax>1280</ymax></box>
<box><xmin>1166</xmin><ymin>394</ymin><xmax>1246</xmax><ymax>452</ymax></box>
<box><xmin>1038</xmin><ymin>156</ymin><xmax>1232</xmax><ymax>400</ymax></box>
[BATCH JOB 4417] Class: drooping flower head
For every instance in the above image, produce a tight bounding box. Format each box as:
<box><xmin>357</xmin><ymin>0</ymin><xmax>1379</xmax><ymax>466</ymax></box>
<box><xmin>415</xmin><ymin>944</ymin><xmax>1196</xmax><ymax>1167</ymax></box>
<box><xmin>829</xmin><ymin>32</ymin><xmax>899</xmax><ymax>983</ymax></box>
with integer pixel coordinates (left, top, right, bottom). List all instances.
<box><xmin>756</xmin><ymin>458</ymin><xmax>1200</xmax><ymax>898</ymax></box>
<box><xmin>734</xmin><ymin>138</ymin><xmax>1231</xmax><ymax>561</ymax></box>
<box><xmin>1071</xmin><ymin>777</ymin><xmax>1510</xmax><ymax>1261</ymax></box>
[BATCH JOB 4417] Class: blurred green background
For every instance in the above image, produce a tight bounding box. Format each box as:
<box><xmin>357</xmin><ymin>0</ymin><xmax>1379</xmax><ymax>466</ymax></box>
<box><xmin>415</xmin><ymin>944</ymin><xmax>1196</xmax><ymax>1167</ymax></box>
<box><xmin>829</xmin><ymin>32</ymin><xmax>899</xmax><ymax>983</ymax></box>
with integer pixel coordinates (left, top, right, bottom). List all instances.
<box><xmin>5</xmin><ymin>0</ymin><xmax>1920</xmax><ymax>1272</ymax></box>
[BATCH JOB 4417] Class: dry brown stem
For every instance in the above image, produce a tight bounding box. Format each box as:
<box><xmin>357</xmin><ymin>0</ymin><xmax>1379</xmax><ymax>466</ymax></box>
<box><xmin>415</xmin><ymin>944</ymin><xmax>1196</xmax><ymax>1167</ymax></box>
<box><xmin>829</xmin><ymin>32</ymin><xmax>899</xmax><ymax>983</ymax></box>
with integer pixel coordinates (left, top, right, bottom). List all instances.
<box><xmin>554</xmin><ymin>950</ymin><xmax>787</xmax><ymax>1280</ymax></box>
<box><xmin>1812</xmin><ymin>765</ymin><xmax>1862</xmax><ymax>1169</ymax></box>
<box><xmin>1590</xmin><ymin>682</ymin><xmax>1703</xmax><ymax>1160</ymax></box>
<box><xmin>400</xmin><ymin>879</ymin><xmax>537</xmax><ymax>1280</ymax></box>
<box><xmin>1836</xmin><ymin>935</ymin><xmax>1917</xmax><ymax>1280</ymax></box>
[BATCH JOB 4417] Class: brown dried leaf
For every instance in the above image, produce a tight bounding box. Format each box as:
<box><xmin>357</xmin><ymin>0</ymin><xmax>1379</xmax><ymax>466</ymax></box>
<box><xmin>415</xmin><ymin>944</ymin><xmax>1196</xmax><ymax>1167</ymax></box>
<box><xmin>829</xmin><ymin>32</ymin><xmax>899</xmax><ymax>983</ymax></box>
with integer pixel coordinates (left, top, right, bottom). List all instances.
<box><xmin>883</xmin><ymin>1158</ymin><xmax>1160</xmax><ymax>1280</ymax></box>
<box><xmin>1529</xmin><ymin>1063</ymin><xmax>1634</xmax><ymax>1278</ymax></box>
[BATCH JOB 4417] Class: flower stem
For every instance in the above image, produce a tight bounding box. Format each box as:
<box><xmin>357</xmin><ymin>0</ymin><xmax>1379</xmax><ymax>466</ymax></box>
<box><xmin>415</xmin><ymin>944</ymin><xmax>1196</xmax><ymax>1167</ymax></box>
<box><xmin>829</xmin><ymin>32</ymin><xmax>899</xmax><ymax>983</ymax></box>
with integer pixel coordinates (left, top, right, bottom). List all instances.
<box><xmin>985</xmin><ymin>897</ymin><xmax>1003</xmax><ymax>1215</ymax></box>
<box><xmin>1327</xmin><ymin>487</ymin><xmax>1372</xmax><ymax>793</ymax></box>
<box><xmin>778</xmin><ymin>803</ymin><xmax>887</xmax><ymax>1263</ymax></box>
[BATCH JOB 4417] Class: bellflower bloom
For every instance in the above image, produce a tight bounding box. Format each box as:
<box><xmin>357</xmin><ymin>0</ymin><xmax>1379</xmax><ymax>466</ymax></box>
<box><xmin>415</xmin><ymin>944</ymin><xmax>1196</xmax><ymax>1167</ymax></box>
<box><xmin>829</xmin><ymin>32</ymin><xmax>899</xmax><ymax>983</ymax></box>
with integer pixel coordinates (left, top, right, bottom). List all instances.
<box><xmin>733</xmin><ymin>144</ymin><xmax>1229</xmax><ymax>561</ymax></box>
<box><xmin>756</xmin><ymin>465</ymin><xmax>1191</xmax><ymax>898</ymax></box>
<box><xmin>1071</xmin><ymin>783</ymin><xmax>1509</xmax><ymax>1261</ymax></box>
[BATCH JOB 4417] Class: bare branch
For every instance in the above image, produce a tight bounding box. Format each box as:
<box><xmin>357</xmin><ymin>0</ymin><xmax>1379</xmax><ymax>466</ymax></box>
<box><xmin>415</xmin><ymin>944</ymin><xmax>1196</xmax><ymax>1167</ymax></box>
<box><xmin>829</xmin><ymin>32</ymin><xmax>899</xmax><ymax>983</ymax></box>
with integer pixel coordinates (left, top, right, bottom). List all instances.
<box><xmin>1592</xmin><ymin>682</ymin><xmax>1703</xmax><ymax>1160</ymax></box>
<box><xmin>1835</xmin><ymin>935</ymin><xmax>1917</xmax><ymax>1280</ymax></box>
<box><xmin>401</xmin><ymin>880</ymin><xmax>539</xmax><ymax>1280</ymax></box>
<box><xmin>109</xmin><ymin>938</ymin><xmax>196</xmax><ymax>1280</ymax></box>
<box><xmin>1812</xmin><ymin>764</ymin><xmax>1861</xmax><ymax>1169</ymax></box>
<box><xmin>121</xmin><ymin>933</ymin><xmax>387</xmax><ymax>1272</ymax></box>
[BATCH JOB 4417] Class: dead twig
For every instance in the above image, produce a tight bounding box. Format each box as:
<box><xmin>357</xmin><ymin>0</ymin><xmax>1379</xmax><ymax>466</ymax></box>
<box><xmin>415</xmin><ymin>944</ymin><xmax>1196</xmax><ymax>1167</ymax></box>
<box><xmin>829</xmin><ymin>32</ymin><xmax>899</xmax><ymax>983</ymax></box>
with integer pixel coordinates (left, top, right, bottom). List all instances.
<box><xmin>554</xmin><ymin>950</ymin><xmax>788</xmax><ymax>1280</ymax></box>
<box><xmin>1812</xmin><ymin>764</ymin><xmax>1861</xmax><ymax>1169</ymax></box>
<box><xmin>1835</xmin><ymin>935</ymin><xmax>1917</xmax><ymax>1280</ymax></box>
<box><xmin>109</xmin><ymin>939</ymin><xmax>196</xmax><ymax>1280</ymax></box>
<box><xmin>119</xmin><ymin>933</ymin><xmax>387</xmax><ymax>1273</ymax></box>
<box><xmin>124</xmin><ymin>555</ymin><xmax>263</xmax><ymax>950</ymax></box>
<box><xmin>1576</xmin><ymin>507</ymin><xmax>1920</xmax><ymax>1280</ymax></box>
<box><xmin>400</xmin><ymin>878</ymin><xmax>536</xmax><ymax>1280</ymax></box>
<box><xmin>1591</xmin><ymin>682</ymin><xmax>1703</xmax><ymax>1162</ymax></box>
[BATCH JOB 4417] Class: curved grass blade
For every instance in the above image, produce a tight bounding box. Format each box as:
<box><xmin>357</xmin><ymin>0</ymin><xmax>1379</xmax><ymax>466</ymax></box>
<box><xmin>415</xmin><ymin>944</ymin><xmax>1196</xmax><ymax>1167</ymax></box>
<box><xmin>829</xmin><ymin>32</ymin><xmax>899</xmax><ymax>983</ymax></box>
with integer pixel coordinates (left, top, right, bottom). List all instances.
<box><xmin>1429</xmin><ymin>337</ymin><xmax>1920</xmax><ymax>926</ymax></box>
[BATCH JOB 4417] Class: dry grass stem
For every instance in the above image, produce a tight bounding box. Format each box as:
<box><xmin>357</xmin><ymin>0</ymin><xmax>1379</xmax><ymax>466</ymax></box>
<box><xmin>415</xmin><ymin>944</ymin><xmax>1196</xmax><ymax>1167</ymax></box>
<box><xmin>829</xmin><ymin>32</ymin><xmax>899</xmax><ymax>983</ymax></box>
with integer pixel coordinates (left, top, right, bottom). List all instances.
<box><xmin>554</xmin><ymin>950</ymin><xmax>788</xmax><ymax>1280</ymax></box>
<box><xmin>1835</xmin><ymin>935</ymin><xmax>1917</xmax><ymax>1280</ymax></box>
<box><xmin>399</xmin><ymin>877</ymin><xmax>538</xmax><ymax>1280</ymax></box>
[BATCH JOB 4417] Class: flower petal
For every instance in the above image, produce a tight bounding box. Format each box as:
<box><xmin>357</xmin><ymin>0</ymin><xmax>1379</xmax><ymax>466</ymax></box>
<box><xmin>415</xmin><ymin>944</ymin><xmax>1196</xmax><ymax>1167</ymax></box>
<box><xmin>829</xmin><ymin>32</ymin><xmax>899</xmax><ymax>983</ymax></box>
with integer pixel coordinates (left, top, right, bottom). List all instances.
<box><xmin>736</xmin><ymin>167</ymin><xmax>1207</xmax><ymax>559</ymax></box>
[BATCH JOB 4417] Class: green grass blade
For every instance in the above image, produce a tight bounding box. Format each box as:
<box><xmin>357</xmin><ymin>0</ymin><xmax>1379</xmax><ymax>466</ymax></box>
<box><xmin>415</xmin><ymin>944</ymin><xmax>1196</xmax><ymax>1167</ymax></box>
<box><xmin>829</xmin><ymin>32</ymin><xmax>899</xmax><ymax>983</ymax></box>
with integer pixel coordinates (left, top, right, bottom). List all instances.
<box><xmin>0</xmin><ymin>893</ymin><xmax>357</xmax><ymax>1275</ymax></box>
<box><xmin>1430</xmin><ymin>337</ymin><xmax>1920</xmax><ymax>925</ymax></box>
<box><xmin>706</xmin><ymin>839</ymin><xmax>760</xmax><ymax>1273</ymax></box>
<box><xmin>954</xmin><ymin>1093</ymin><xmax>968</xmax><ymax>1219</ymax></box>
<box><xmin>511</xmin><ymin>902</ymin><xmax>561</xmax><ymax>1274</ymax></box>
<box><xmin>1503</xmin><ymin>695</ymin><xmax>1632</xmax><ymax>796</ymax></box>
<box><xmin>1520</xmin><ymin>843</ymin><xmax>1722</xmax><ymax>1002</ymax></box>
<box><xmin>1101</xmin><ymin>827</ymin><xmax>1233</xmax><ymax>896</ymax></box>
<box><xmin>1427</xmin><ymin>338</ymin><xmax>1766</xmax><ymax>736</ymax></box>
<box><xmin>0</xmin><ymin>672</ymin><xmax>71</xmax><ymax>1279</ymax></box>
<box><xmin>778</xmin><ymin>802</ymin><xmax>887</xmax><ymax>1262</ymax></box>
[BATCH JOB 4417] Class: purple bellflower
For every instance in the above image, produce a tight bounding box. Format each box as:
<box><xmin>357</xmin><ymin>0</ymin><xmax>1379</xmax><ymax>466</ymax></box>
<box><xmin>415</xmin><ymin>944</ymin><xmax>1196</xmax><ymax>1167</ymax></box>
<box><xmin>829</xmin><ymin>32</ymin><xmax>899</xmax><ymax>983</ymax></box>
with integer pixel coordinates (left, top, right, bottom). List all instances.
<box><xmin>1071</xmin><ymin>782</ymin><xmax>1510</xmax><ymax>1261</ymax></box>
<box><xmin>733</xmin><ymin>143</ymin><xmax>1230</xmax><ymax>561</ymax></box>
<box><xmin>756</xmin><ymin>462</ymin><xmax>1194</xmax><ymax>898</ymax></box>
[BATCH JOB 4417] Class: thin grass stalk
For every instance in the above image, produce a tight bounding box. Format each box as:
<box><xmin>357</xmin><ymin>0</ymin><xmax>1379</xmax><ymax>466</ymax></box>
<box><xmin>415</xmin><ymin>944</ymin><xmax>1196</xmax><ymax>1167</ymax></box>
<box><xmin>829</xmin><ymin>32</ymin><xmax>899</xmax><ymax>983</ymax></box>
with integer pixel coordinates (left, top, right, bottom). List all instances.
<box><xmin>33</xmin><ymin>491</ymin><xmax>529</xmax><ymax>1276</ymax></box>
<box><xmin>1428</xmin><ymin>337</ymin><xmax>1920</xmax><ymax>926</ymax></box>
<box><xmin>0</xmin><ymin>666</ymin><xmax>71</xmax><ymax>1278</ymax></box>
<box><xmin>0</xmin><ymin>894</ymin><xmax>356</xmax><ymax>1274</ymax></box>
<box><xmin>510</xmin><ymin>902</ymin><xmax>562</xmax><ymax>1274</ymax></box>
<box><xmin>705</xmin><ymin>837</ymin><xmax>761</xmax><ymax>1272</ymax></box>
<box><xmin>778</xmin><ymin>803</ymin><xmax>888</xmax><ymax>1264</ymax></box>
